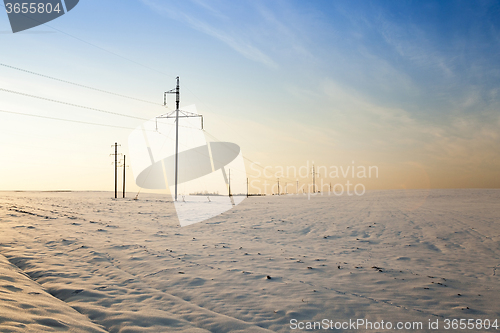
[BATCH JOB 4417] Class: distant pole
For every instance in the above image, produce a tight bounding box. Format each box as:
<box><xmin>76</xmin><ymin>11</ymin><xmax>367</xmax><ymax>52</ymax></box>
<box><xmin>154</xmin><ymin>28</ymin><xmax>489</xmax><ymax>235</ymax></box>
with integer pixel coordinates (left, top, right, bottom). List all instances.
<box><xmin>277</xmin><ymin>178</ymin><xmax>280</xmax><ymax>195</ymax></box>
<box><xmin>246</xmin><ymin>178</ymin><xmax>249</xmax><ymax>198</ymax></box>
<box><xmin>110</xmin><ymin>142</ymin><xmax>121</xmax><ymax>198</ymax></box>
<box><xmin>311</xmin><ymin>164</ymin><xmax>319</xmax><ymax>193</ymax></box>
<box><xmin>114</xmin><ymin>142</ymin><xmax>118</xmax><ymax>198</ymax></box>
<box><xmin>123</xmin><ymin>155</ymin><xmax>126</xmax><ymax>198</ymax></box>
<box><xmin>228</xmin><ymin>169</ymin><xmax>231</xmax><ymax>197</ymax></box>
<box><xmin>313</xmin><ymin>164</ymin><xmax>315</xmax><ymax>193</ymax></box>
<box><xmin>296</xmin><ymin>180</ymin><xmax>299</xmax><ymax>194</ymax></box>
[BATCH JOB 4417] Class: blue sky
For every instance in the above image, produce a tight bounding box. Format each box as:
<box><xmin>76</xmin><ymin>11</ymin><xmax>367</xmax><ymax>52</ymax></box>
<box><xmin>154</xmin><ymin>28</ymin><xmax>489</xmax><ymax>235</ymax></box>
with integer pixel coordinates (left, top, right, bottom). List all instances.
<box><xmin>0</xmin><ymin>0</ymin><xmax>499</xmax><ymax>191</ymax></box>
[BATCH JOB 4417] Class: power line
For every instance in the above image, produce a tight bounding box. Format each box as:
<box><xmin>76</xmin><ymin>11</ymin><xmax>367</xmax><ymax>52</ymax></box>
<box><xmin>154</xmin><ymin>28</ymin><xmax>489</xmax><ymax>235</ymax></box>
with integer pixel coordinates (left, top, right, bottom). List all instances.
<box><xmin>0</xmin><ymin>85</ymin><xmax>204</xmax><ymax>129</ymax></box>
<box><xmin>0</xmin><ymin>86</ymin><xmax>201</xmax><ymax>129</ymax></box>
<box><xmin>0</xmin><ymin>63</ymin><xmax>162</xmax><ymax>105</ymax></box>
<box><xmin>0</xmin><ymin>87</ymin><xmax>148</xmax><ymax>121</ymax></box>
<box><xmin>0</xmin><ymin>108</ymin><xmax>140</xmax><ymax>130</ymax></box>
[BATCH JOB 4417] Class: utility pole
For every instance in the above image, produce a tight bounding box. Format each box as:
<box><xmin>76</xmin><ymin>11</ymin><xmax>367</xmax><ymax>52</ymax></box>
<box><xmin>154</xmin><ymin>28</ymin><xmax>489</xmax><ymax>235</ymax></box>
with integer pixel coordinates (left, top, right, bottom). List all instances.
<box><xmin>312</xmin><ymin>164</ymin><xmax>315</xmax><ymax>193</ymax></box>
<box><xmin>122</xmin><ymin>155</ymin><xmax>126</xmax><ymax>198</ymax></box>
<box><xmin>173</xmin><ymin>77</ymin><xmax>179</xmax><ymax>203</ymax></box>
<box><xmin>227</xmin><ymin>169</ymin><xmax>235</xmax><ymax>206</ymax></box>
<box><xmin>311</xmin><ymin>164</ymin><xmax>321</xmax><ymax>193</ymax></box>
<box><xmin>115</xmin><ymin>143</ymin><xmax>118</xmax><ymax>198</ymax></box>
<box><xmin>296</xmin><ymin>180</ymin><xmax>299</xmax><ymax>194</ymax></box>
<box><xmin>246</xmin><ymin>178</ymin><xmax>249</xmax><ymax>198</ymax></box>
<box><xmin>110</xmin><ymin>142</ymin><xmax>121</xmax><ymax>198</ymax></box>
<box><xmin>277</xmin><ymin>178</ymin><xmax>280</xmax><ymax>195</ymax></box>
<box><xmin>159</xmin><ymin>77</ymin><xmax>203</xmax><ymax>202</ymax></box>
<box><xmin>228</xmin><ymin>169</ymin><xmax>231</xmax><ymax>197</ymax></box>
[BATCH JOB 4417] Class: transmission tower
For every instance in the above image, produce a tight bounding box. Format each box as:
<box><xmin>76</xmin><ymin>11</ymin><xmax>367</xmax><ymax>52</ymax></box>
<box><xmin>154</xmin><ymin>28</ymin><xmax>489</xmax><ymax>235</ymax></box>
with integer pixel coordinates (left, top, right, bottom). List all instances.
<box><xmin>156</xmin><ymin>77</ymin><xmax>203</xmax><ymax>201</ymax></box>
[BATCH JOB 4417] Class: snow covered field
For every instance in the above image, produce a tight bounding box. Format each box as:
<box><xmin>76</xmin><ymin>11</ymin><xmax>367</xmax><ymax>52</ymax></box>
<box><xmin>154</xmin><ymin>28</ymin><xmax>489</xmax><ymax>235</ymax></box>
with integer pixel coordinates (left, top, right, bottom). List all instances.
<box><xmin>0</xmin><ymin>189</ymin><xmax>499</xmax><ymax>332</ymax></box>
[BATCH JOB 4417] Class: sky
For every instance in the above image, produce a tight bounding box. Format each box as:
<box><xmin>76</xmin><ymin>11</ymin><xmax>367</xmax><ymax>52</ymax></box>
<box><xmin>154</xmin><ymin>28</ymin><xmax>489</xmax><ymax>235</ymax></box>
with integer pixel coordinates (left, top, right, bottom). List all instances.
<box><xmin>0</xmin><ymin>0</ymin><xmax>499</xmax><ymax>193</ymax></box>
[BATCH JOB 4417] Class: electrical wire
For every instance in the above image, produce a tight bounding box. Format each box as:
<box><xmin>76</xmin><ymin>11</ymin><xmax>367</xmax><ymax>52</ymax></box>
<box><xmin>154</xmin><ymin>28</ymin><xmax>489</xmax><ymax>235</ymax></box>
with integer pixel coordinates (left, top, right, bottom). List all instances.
<box><xmin>0</xmin><ymin>108</ymin><xmax>141</xmax><ymax>130</ymax></box>
<box><xmin>0</xmin><ymin>63</ymin><xmax>162</xmax><ymax>105</ymax></box>
<box><xmin>0</xmin><ymin>87</ymin><xmax>149</xmax><ymax>121</ymax></box>
<box><xmin>0</xmin><ymin>85</ymin><xmax>201</xmax><ymax>129</ymax></box>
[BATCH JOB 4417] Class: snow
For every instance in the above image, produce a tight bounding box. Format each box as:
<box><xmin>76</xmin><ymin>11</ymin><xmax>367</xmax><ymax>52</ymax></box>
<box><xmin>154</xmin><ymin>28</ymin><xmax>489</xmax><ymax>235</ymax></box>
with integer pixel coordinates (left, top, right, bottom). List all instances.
<box><xmin>0</xmin><ymin>245</ymin><xmax>106</xmax><ymax>332</ymax></box>
<box><xmin>0</xmin><ymin>189</ymin><xmax>499</xmax><ymax>332</ymax></box>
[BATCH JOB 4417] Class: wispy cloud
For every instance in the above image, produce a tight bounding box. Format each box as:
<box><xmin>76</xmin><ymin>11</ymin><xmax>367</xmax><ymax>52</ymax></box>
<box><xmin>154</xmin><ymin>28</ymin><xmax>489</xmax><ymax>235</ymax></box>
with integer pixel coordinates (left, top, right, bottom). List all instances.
<box><xmin>140</xmin><ymin>0</ymin><xmax>277</xmax><ymax>68</ymax></box>
<box><xmin>187</xmin><ymin>0</ymin><xmax>228</xmax><ymax>20</ymax></box>
<box><xmin>252</xmin><ymin>2</ymin><xmax>315</xmax><ymax>61</ymax></box>
<box><xmin>378</xmin><ymin>19</ymin><xmax>454</xmax><ymax>77</ymax></box>
<box><xmin>140</xmin><ymin>0</ymin><xmax>318</xmax><ymax>69</ymax></box>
